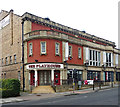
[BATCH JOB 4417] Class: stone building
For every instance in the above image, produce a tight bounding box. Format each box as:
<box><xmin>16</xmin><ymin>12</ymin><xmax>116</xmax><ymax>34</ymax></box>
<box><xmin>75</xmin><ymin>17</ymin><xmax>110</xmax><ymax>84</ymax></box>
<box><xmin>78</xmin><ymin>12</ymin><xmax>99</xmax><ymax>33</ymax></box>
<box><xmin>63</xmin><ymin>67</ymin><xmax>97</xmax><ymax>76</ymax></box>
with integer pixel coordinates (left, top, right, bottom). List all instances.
<box><xmin>22</xmin><ymin>12</ymin><xmax>120</xmax><ymax>91</ymax></box>
<box><xmin>0</xmin><ymin>10</ymin><xmax>120</xmax><ymax>92</ymax></box>
<box><xmin>0</xmin><ymin>10</ymin><xmax>23</xmax><ymax>85</ymax></box>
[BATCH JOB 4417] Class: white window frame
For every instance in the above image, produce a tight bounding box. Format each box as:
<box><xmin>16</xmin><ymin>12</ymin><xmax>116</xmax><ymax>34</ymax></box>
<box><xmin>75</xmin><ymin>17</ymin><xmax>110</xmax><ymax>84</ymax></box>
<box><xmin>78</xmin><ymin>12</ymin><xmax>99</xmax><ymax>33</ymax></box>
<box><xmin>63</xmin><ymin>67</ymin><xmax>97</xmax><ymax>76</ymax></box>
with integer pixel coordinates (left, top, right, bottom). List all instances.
<box><xmin>106</xmin><ymin>52</ymin><xmax>112</xmax><ymax>67</ymax></box>
<box><xmin>89</xmin><ymin>49</ymin><xmax>100</xmax><ymax>66</ymax></box>
<box><xmin>29</xmin><ymin>43</ymin><xmax>33</xmax><ymax>56</ymax></box>
<box><xmin>40</xmin><ymin>41</ymin><xmax>46</xmax><ymax>55</ymax></box>
<box><xmin>68</xmin><ymin>45</ymin><xmax>72</xmax><ymax>57</ymax></box>
<box><xmin>78</xmin><ymin>47</ymin><xmax>81</xmax><ymax>59</ymax></box>
<box><xmin>55</xmin><ymin>42</ymin><xmax>60</xmax><ymax>56</ymax></box>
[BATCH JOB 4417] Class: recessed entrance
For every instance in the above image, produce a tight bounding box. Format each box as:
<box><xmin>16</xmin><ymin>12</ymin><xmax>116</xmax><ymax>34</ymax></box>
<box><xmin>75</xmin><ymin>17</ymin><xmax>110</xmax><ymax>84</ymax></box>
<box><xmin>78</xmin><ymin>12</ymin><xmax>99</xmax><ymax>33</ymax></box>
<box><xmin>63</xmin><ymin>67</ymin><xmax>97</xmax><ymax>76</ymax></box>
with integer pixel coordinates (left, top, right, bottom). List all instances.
<box><xmin>38</xmin><ymin>70</ymin><xmax>51</xmax><ymax>85</ymax></box>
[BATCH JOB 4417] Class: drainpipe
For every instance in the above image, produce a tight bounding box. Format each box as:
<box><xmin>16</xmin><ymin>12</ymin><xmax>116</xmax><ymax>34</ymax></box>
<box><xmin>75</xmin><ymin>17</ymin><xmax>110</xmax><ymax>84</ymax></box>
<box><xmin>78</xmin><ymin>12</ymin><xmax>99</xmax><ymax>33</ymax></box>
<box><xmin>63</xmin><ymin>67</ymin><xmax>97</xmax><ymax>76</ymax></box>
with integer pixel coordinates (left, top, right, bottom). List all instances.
<box><xmin>22</xmin><ymin>20</ymin><xmax>25</xmax><ymax>92</ymax></box>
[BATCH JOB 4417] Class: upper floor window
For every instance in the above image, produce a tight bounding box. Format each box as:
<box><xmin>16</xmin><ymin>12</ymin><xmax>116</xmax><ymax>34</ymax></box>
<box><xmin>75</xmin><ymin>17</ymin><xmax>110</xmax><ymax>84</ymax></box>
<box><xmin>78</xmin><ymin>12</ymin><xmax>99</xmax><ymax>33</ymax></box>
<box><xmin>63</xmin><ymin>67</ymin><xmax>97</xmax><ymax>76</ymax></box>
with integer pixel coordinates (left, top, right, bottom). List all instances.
<box><xmin>14</xmin><ymin>54</ymin><xmax>16</xmax><ymax>63</ymax></box>
<box><xmin>68</xmin><ymin>45</ymin><xmax>72</xmax><ymax>56</ymax></box>
<box><xmin>55</xmin><ymin>42</ymin><xmax>60</xmax><ymax>55</ymax></box>
<box><xmin>89</xmin><ymin>50</ymin><xmax>100</xmax><ymax>66</ymax></box>
<box><xmin>5</xmin><ymin>57</ymin><xmax>8</xmax><ymax>65</ymax></box>
<box><xmin>10</xmin><ymin>56</ymin><xmax>12</xmax><ymax>64</ymax></box>
<box><xmin>78</xmin><ymin>48</ymin><xmax>81</xmax><ymax>59</ymax></box>
<box><xmin>41</xmin><ymin>41</ymin><xmax>46</xmax><ymax>54</ymax></box>
<box><xmin>29</xmin><ymin>43</ymin><xmax>33</xmax><ymax>56</ymax></box>
<box><xmin>106</xmin><ymin>53</ymin><xmax>112</xmax><ymax>67</ymax></box>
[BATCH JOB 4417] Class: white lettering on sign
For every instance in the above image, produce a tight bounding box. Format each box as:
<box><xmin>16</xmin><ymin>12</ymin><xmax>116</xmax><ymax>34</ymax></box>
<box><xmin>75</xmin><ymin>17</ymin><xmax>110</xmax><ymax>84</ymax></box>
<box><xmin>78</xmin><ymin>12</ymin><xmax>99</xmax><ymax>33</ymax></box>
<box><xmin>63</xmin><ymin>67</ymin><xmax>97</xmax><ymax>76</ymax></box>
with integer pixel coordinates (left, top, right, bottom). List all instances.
<box><xmin>26</xmin><ymin>63</ymin><xmax>64</xmax><ymax>70</ymax></box>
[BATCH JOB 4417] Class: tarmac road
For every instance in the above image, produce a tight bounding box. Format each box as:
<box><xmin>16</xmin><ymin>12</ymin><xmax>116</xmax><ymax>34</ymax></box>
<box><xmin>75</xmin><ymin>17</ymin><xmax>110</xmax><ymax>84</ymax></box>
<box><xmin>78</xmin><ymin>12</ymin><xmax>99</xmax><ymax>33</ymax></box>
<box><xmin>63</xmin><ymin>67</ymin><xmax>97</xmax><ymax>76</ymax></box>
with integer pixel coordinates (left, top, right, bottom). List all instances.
<box><xmin>2</xmin><ymin>87</ymin><xmax>119</xmax><ymax>106</ymax></box>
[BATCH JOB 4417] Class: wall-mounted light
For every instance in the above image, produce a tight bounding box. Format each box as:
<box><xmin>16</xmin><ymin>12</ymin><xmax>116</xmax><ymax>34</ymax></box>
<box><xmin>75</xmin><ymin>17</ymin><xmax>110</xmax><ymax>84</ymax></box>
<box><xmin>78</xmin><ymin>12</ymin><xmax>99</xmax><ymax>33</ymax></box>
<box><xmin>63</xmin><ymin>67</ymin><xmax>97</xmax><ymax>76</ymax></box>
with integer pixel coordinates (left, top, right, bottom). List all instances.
<box><xmin>35</xmin><ymin>60</ymin><xmax>38</xmax><ymax>62</ymax></box>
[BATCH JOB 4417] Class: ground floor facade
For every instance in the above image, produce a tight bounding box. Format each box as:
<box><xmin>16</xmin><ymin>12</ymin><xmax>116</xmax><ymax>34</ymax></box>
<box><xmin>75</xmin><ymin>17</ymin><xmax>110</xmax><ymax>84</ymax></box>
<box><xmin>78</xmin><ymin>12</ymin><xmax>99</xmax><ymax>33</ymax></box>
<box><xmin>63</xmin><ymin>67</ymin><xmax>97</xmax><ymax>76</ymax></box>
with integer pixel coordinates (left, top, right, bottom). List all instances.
<box><xmin>24</xmin><ymin>63</ymin><xmax>120</xmax><ymax>91</ymax></box>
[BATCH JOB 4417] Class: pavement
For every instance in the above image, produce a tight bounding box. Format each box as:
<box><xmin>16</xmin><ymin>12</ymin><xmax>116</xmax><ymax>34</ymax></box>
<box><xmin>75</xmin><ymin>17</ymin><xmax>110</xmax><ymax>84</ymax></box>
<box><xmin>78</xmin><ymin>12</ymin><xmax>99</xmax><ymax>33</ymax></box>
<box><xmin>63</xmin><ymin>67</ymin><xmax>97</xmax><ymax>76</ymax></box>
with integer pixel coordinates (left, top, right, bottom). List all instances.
<box><xmin>0</xmin><ymin>84</ymin><xmax>119</xmax><ymax>104</ymax></box>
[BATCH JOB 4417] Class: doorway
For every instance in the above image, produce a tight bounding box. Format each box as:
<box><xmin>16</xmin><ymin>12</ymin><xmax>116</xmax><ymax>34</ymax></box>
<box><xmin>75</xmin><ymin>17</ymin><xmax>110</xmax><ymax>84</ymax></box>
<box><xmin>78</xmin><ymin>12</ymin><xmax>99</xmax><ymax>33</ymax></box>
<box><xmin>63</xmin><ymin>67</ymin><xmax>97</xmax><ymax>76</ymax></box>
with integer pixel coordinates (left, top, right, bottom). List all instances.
<box><xmin>54</xmin><ymin>70</ymin><xmax>60</xmax><ymax>85</ymax></box>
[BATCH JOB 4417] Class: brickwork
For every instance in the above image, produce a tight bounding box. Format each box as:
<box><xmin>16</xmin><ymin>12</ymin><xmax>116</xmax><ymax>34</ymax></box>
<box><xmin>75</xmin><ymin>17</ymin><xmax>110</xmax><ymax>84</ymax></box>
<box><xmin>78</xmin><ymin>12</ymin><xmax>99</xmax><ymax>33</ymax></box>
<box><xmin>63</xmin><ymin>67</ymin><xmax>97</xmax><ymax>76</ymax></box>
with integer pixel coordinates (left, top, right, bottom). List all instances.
<box><xmin>0</xmin><ymin>10</ymin><xmax>23</xmax><ymax>87</ymax></box>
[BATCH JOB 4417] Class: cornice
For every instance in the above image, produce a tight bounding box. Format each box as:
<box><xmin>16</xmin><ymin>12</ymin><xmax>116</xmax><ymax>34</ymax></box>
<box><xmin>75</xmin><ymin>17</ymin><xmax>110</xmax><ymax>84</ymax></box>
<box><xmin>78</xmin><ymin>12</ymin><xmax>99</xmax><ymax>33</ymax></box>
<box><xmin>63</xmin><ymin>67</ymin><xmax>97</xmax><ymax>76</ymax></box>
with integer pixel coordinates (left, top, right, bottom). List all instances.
<box><xmin>22</xmin><ymin>12</ymin><xmax>116</xmax><ymax>47</ymax></box>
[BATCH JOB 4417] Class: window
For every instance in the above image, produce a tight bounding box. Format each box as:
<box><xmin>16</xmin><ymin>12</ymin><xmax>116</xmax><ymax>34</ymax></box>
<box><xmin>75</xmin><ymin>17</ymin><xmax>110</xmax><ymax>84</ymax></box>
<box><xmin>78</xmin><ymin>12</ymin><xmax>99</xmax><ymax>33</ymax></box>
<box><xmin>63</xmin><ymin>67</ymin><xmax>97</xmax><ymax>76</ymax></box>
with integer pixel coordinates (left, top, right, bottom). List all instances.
<box><xmin>2</xmin><ymin>58</ymin><xmax>3</xmax><ymax>65</ymax></box>
<box><xmin>87</xmin><ymin>71</ymin><xmax>100</xmax><ymax>81</ymax></box>
<box><xmin>41</xmin><ymin>42</ymin><xmax>46</xmax><ymax>54</ymax></box>
<box><xmin>10</xmin><ymin>56</ymin><xmax>12</xmax><ymax>64</ymax></box>
<box><xmin>14</xmin><ymin>55</ymin><xmax>16</xmax><ymax>63</ymax></box>
<box><xmin>106</xmin><ymin>53</ymin><xmax>112</xmax><ymax>67</ymax></box>
<box><xmin>41</xmin><ymin>41</ymin><xmax>46</xmax><ymax>54</ymax></box>
<box><xmin>68</xmin><ymin>45</ymin><xmax>72</xmax><ymax>56</ymax></box>
<box><xmin>89</xmin><ymin>50</ymin><xmax>100</xmax><ymax>66</ymax></box>
<box><xmin>29</xmin><ymin>43</ymin><xmax>33</xmax><ymax>56</ymax></box>
<box><xmin>55</xmin><ymin>42</ymin><xmax>60</xmax><ymax>55</ymax></box>
<box><xmin>78</xmin><ymin>48</ymin><xmax>81</xmax><ymax>59</ymax></box>
<box><xmin>5</xmin><ymin>57</ymin><xmax>8</xmax><ymax>65</ymax></box>
<box><xmin>104</xmin><ymin>71</ymin><xmax>114</xmax><ymax>82</ymax></box>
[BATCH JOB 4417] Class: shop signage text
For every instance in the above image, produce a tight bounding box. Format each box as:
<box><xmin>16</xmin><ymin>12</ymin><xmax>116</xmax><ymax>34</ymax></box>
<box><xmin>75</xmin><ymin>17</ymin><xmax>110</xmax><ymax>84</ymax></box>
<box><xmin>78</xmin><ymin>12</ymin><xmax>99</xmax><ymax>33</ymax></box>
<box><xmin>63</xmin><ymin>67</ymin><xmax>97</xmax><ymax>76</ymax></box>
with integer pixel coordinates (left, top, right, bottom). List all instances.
<box><xmin>27</xmin><ymin>63</ymin><xmax>63</xmax><ymax>69</ymax></box>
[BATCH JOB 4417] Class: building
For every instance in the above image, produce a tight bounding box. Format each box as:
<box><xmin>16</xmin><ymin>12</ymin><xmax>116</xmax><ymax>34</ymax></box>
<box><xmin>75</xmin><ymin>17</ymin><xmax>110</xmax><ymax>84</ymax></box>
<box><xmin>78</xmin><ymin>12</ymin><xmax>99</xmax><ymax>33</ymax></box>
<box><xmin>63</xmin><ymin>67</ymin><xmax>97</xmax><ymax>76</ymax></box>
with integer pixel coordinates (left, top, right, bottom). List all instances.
<box><xmin>0</xmin><ymin>10</ymin><xmax>23</xmax><ymax>86</ymax></box>
<box><xmin>22</xmin><ymin>12</ymin><xmax>120</xmax><ymax>91</ymax></box>
<box><xmin>0</xmin><ymin>10</ymin><xmax>120</xmax><ymax>91</ymax></box>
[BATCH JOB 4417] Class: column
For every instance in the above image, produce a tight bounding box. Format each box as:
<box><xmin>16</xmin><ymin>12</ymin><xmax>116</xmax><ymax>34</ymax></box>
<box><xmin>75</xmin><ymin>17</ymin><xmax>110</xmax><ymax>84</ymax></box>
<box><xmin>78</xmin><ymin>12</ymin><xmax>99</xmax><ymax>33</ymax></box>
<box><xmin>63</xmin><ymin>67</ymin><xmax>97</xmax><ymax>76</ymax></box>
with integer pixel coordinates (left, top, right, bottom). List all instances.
<box><xmin>51</xmin><ymin>69</ymin><xmax>54</xmax><ymax>85</ymax></box>
<box><xmin>114</xmin><ymin>71</ymin><xmax>116</xmax><ymax>84</ymax></box>
<box><xmin>29</xmin><ymin>71</ymin><xmax>30</xmax><ymax>85</ymax></box>
<box><xmin>83</xmin><ymin>70</ymin><xmax>87</xmax><ymax>80</ymax></box>
<box><xmin>35</xmin><ymin>70</ymin><xmax>38</xmax><ymax>87</ymax></box>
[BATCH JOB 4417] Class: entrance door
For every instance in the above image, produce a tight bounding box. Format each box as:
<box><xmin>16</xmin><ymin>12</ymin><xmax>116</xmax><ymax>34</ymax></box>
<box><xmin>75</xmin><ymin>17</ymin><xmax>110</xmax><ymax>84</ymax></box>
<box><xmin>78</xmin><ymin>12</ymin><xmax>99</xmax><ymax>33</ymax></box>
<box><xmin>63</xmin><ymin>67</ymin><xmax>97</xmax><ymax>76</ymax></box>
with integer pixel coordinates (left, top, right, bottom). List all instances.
<box><xmin>30</xmin><ymin>70</ymin><xmax>35</xmax><ymax>85</ymax></box>
<box><xmin>39</xmin><ymin>70</ymin><xmax>51</xmax><ymax>85</ymax></box>
<box><xmin>54</xmin><ymin>70</ymin><xmax>60</xmax><ymax>85</ymax></box>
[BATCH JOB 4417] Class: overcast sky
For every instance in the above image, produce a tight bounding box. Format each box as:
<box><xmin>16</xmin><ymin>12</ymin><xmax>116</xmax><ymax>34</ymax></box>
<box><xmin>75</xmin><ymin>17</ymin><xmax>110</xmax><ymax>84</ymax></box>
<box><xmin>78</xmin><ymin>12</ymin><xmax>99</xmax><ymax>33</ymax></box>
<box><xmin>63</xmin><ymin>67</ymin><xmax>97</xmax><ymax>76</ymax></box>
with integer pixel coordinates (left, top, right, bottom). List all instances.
<box><xmin>1</xmin><ymin>0</ymin><xmax>119</xmax><ymax>48</ymax></box>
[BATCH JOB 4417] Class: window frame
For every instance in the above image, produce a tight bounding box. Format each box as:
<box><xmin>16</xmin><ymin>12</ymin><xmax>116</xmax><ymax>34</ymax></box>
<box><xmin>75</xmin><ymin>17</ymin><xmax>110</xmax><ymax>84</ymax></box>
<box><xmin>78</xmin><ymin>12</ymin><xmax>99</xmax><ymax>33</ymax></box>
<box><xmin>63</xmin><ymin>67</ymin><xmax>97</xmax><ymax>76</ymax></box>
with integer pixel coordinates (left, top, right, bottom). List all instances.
<box><xmin>40</xmin><ymin>41</ymin><xmax>46</xmax><ymax>55</ymax></box>
<box><xmin>29</xmin><ymin>43</ymin><xmax>33</xmax><ymax>56</ymax></box>
<box><xmin>68</xmin><ymin>45</ymin><xmax>72</xmax><ymax>57</ymax></box>
<box><xmin>55</xmin><ymin>42</ymin><xmax>60</xmax><ymax>56</ymax></box>
<box><xmin>10</xmin><ymin>56</ymin><xmax>12</xmax><ymax>64</ymax></box>
<box><xmin>89</xmin><ymin>49</ymin><xmax>101</xmax><ymax>66</ymax></box>
<box><xmin>78</xmin><ymin>47</ymin><xmax>82</xmax><ymax>59</ymax></box>
<box><xmin>106</xmin><ymin>52</ymin><xmax>112</xmax><ymax>67</ymax></box>
<box><xmin>14</xmin><ymin>54</ymin><xmax>16</xmax><ymax>64</ymax></box>
<box><xmin>5</xmin><ymin>57</ymin><xmax>8</xmax><ymax>65</ymax></box>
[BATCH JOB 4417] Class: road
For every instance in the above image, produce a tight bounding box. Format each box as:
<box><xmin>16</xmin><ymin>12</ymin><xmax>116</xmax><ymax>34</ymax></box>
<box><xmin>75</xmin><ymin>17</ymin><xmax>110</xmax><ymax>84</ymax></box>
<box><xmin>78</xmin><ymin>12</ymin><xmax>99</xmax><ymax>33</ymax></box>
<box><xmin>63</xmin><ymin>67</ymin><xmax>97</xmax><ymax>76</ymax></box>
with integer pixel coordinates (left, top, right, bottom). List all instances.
<box><xmin>3</xmin><ymin>87</ymin><xmax>119</xmax><ymax>106</ymax></box>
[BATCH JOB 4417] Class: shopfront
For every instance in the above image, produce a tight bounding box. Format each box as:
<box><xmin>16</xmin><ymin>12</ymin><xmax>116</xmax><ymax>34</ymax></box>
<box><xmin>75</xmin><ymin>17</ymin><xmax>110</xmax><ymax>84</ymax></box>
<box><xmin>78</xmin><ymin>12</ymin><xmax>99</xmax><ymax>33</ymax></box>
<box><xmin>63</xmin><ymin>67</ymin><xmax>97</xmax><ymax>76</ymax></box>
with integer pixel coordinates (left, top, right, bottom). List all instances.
<box><xmin>26</xmin><ymin>63</ymin><xmax>63</xmax><ymax>87</ymax></box>
<box><xmin>87</xmin><ymin>70</ymin><xmax>101</xmax><ymax>81</ymax></box>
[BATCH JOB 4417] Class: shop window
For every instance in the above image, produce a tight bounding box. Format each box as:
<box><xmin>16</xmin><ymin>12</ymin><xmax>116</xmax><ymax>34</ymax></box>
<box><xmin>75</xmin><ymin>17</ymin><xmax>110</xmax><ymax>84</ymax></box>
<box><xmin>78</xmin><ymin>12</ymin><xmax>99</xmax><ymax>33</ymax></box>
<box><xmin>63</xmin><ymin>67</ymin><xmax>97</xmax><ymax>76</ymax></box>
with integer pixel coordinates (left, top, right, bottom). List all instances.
<box><xmin>55</xmin><ymin>42</ymin><xmax>60</xmax><ymax>56</ymax></box>
<box><xmin>89</xmin><ymin>50</ymin><xmax>100</xmax><ymax>66</ymax></box>
<box><xmin>29</xmin><ymin>43</ymin><xmax>33</xmax><ymax>56</ymax></box>
<box><xmin>116</xmin><ymin>72</ymin><xmax>120</xmax><ymax>81</ymax></box>
<box><xmin>68</xmin><ymin>45</ymin><xmax>72</xmax><ymax>56</ymax></box>
<box><xmin>40</xmin><ymin>41</ymin><xmax>46</xmax><ymax>55</ymax></box>
<box><xmin>78</xmin><ymin>48</ymin><xmax>81</xmax><ymax>59</ymax></box>
<box><xmin>87</xmin><ymin>71</ymin><xmax>100</xmax><ymax>81</ymax></box>
<box><xmin>104</xmin><ymin>71</ymin><xmax>114</xmax><ymax>82</ymax></box>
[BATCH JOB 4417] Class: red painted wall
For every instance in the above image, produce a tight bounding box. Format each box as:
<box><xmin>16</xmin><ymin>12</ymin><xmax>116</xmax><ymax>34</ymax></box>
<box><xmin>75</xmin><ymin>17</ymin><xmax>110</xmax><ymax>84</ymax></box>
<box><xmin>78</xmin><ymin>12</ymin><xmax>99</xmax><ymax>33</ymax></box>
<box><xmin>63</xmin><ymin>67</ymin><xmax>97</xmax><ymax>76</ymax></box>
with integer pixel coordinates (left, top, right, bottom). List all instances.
<box><xmin>27</xmin><ymin>39</ymin><xmax>63</xmax><ymax>63</ymax></box>
<box><xmin>27</xmin><ymin>39</ymin><xmax>83</xmax><ymax>65</ymax></box>
<box><xmin>31</xmin><ymin>22</ymin><xmax>107</xmax><ymax>46</ymax></box>
<box><xmin>67</xmin><ymin>43</ymin><xmax>83</xmax><ymax>65</ymax></box>
<box><xmin>32</xmin><ymin>22</ymin><xmax>51</xmax><ymax>31</ymax></box>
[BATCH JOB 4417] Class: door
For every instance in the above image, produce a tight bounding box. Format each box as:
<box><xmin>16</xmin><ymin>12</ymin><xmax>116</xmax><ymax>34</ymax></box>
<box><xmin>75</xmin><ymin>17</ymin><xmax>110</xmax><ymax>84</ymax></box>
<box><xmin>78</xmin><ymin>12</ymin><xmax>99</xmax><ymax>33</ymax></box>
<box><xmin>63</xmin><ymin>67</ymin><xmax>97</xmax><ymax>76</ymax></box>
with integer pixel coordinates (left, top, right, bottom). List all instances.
<box><xmin>30</xmin><ymin>70</ymin><xmax>35</xmax><ymax>85</ymax></box>
<box><xmin>54</xmin><ymin>70</ymin><xmax>60</xmax><ymax>85</ymax></box>
<box><xmin>39</xmin><ymin>70</ymin><xmax>51</xmax><ymax>85</ymax></box>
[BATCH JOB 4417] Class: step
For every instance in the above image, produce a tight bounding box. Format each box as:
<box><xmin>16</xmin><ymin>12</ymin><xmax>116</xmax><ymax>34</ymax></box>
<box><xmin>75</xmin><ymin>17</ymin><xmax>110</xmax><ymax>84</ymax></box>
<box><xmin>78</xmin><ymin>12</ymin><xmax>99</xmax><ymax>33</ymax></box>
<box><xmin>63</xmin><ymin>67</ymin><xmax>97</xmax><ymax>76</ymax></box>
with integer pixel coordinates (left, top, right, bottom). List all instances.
<box><xmin>32</xmin><ymin>86</ymin><xmax>55</xmax><ymax>94</ymax></box>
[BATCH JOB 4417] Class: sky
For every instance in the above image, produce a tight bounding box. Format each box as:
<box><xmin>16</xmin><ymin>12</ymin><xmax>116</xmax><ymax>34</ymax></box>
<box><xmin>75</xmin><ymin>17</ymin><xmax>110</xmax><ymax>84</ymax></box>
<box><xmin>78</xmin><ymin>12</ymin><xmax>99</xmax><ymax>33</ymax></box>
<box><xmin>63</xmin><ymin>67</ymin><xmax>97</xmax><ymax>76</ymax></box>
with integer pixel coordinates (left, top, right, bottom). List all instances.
<box><xmin>1</xmin><ymin>0</ymin><xmax>119</xmax><ymax>48</ymax></box>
